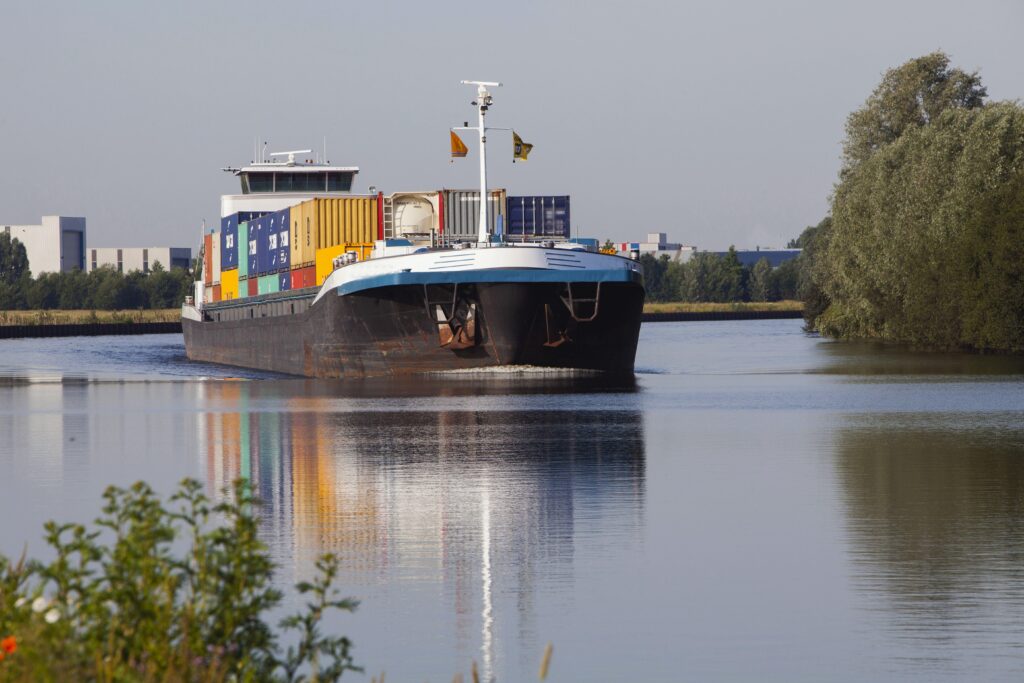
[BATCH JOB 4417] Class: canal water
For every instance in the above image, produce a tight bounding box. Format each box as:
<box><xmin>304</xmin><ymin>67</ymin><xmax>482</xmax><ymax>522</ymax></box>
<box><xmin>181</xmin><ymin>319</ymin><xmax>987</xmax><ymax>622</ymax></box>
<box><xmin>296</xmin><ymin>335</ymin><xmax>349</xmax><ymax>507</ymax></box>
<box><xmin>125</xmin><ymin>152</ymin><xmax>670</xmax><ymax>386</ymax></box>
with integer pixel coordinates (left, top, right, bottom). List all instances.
<box><xmin>1</xmin><ymin>320</ymin><xmax>1024</xmax><ymax>682</ymax></box>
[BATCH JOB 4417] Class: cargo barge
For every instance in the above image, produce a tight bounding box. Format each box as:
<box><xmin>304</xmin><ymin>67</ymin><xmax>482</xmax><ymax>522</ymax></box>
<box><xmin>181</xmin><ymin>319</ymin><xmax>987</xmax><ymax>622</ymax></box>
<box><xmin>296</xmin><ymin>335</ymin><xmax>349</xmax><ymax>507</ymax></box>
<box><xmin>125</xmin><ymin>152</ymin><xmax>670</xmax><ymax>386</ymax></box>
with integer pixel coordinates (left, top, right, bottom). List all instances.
<box><xmin>182</xmin><ymin>81</ymin><xmax>645</xmax><ymax>378</ymax></box>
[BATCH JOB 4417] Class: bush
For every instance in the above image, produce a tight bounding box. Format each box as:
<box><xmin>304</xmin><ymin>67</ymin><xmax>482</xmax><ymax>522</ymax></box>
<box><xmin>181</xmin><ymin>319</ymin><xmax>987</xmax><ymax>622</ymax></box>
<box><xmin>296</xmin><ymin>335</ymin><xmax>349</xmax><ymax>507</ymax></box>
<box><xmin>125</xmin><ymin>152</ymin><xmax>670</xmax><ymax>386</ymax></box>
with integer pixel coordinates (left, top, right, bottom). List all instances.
<box><xmin>0</xmin><ymin>480</ymin><xmax>360</xmax><ymax>682</ymax></box>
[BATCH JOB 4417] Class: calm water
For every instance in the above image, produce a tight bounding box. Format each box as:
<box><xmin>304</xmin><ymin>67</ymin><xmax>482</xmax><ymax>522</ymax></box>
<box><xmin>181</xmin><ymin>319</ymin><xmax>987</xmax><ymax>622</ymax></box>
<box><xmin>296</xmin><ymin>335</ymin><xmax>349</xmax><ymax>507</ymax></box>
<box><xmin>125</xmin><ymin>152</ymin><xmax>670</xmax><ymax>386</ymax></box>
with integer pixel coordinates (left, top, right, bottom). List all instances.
<box><xmin>2</xmin><ymin>321</ymin><xmax>1024</xmax><ymax>682</ymax></box>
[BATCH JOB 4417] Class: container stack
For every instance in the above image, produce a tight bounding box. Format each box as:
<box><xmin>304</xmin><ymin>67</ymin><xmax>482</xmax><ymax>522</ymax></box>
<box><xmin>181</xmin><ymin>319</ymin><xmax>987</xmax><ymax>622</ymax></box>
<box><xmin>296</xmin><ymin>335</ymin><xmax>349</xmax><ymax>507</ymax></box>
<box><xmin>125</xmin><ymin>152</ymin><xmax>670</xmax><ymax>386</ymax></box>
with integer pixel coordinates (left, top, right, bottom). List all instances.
<box><xmin>202</xmin><ymin>189</ymin><xmax>574</xmax><ymax>305</ymax></box>
<box><xmin>204</xmin><ymin>195</ymin><xmax>380</xmax><ymax>303</ymax></box>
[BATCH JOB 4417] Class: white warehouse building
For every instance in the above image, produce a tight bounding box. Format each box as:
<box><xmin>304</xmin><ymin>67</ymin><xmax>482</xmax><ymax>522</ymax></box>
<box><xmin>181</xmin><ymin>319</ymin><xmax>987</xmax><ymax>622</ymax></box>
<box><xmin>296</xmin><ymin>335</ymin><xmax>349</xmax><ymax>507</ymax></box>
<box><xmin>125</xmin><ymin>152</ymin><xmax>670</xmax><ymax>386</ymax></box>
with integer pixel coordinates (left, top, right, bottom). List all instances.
<box><xmin>88</xmin><ymin>247</ymin><xmax>192</xmax><ymax>274</ymax></box>
<box><xmin>1</xmin><ymin>216</ymin><xmax>86</xmax><ymax>274</ymax></box>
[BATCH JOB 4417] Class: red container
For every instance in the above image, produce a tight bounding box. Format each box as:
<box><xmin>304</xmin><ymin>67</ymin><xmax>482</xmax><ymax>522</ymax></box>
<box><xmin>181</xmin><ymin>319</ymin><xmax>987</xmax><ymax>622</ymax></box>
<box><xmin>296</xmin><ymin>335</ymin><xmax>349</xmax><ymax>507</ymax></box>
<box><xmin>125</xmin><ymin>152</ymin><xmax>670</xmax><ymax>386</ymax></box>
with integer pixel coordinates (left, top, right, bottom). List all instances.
<box><xmin>247</xmin><ymin>277</ymin><xmax>258</xmax><ymax>297</ymax></box>
<box><xmin>212</xmin><ymin>284</ymin><xmax>222</xmax><ymax>302</ymax></box>
<box><xmin>203</xmin><ymin>234</ymin><xmax>213</xmax><ymax>285</ymax></box>
<box><xmin>290</xmin><ymin>265</ymin><xmax>316</xmax><ymax>290</ymax></box>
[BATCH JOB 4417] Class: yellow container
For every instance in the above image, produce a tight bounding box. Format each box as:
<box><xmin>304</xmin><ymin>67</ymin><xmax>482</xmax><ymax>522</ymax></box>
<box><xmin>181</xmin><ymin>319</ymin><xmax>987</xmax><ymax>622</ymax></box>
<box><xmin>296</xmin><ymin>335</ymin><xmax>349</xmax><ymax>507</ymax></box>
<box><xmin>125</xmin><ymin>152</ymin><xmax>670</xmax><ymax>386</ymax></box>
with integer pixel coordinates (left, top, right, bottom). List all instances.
<box><xmin>221</xmin><ymin>268</ymin><xmax>240</xmax><ymax>300</ymax></box>
<box><xmin>290</xmin><ymin>200</ymin><xmax>317</xmax><ymax>268</ymax></box>
<box><xmin>315</xmin><ymin>243</ymin><xmax>374</xmax><ymax>286</ymax></box>
<box><xmin>302</xmin><ymin>197</ymin><xmax>377</xmax><ymax>250</ymax></box>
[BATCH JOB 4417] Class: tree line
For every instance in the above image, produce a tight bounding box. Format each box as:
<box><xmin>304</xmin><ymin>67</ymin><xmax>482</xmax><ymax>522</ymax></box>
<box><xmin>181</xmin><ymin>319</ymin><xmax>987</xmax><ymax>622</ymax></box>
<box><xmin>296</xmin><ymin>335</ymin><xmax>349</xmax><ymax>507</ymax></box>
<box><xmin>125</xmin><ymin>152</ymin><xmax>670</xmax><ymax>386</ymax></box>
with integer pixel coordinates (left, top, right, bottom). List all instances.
<box><xmin>0</xmin><ymin>233</ymin><xmax>194</xmax><ymax>310</ymax></box>
<box><xmin>640</xmin><ymin>246</ymin><xmax>801</xmax><ymax>303</ymax></box>
<box><xmin>800</xmin><ymin>51</ymin><xmax>1024</xmax><ymax>352</ymax></box>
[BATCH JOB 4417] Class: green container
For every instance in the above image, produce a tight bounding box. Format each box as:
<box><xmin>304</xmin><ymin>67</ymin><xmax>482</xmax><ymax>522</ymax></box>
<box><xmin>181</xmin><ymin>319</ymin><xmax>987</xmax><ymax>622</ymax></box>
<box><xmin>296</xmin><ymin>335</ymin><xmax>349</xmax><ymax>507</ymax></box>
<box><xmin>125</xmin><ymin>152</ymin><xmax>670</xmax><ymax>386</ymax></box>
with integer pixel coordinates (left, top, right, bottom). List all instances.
<box><xmin>257</xmin><ymin>274</ymin><xmax>280</xmax><ymax>295</ymax></box>
<box><xmin>238</xmin><ymin>222</ymin><xmax>249</xmax><ymax>279</ymax></box>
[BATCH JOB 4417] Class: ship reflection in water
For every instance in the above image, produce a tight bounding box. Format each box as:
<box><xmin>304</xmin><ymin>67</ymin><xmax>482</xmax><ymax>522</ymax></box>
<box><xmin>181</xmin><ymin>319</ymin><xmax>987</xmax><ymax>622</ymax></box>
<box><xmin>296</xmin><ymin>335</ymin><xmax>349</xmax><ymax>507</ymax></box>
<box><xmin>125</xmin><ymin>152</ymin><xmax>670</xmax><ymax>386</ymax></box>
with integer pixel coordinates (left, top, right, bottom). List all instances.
<box><xmin>197</xmin><ymin>375</ymin><xmax>646</xmax><ymax>681</ymax></box>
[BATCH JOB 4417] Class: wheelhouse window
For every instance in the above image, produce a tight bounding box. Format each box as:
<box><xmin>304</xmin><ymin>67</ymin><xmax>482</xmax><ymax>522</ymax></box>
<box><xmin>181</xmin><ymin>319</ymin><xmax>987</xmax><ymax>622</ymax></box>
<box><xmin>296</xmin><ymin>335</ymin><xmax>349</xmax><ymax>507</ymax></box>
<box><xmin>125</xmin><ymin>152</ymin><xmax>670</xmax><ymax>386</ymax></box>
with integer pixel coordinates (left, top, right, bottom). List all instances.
<box><xmin>327</xmin><ymin>172</ymin><xmax>353</xmax><ymax>191</ymax></box>
<box><xmin>238</xmin><ymin>170</ymin><xmax>356</xmax><ymax>194</ymax></box>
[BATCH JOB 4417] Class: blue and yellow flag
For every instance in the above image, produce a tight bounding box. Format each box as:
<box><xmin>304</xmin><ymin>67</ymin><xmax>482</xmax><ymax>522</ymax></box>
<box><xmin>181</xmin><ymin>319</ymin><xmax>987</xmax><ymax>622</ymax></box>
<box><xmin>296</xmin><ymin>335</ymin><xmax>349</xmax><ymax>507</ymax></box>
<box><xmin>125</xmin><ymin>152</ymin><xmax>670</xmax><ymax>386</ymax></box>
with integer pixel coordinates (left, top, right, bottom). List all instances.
<box><xmin>450</xmin><ymin>131</ymin><xmax>468</xmax><ymax>159</ymax></box>
<box><xmin>513</xmin><ymin>131</ymin><xmax>533</xmax><ymax>162</ymax></box>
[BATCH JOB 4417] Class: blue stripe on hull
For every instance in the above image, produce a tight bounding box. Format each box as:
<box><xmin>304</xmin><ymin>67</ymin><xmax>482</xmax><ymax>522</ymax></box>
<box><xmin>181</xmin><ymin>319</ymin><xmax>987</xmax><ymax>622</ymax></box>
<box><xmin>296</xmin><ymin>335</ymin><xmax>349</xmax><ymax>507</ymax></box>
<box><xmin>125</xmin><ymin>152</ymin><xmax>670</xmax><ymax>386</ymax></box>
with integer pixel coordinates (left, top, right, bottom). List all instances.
<box><xmin>336</xmin><ymin>268</ymin><xmax>642</xmax><ymax>296</ymax></box>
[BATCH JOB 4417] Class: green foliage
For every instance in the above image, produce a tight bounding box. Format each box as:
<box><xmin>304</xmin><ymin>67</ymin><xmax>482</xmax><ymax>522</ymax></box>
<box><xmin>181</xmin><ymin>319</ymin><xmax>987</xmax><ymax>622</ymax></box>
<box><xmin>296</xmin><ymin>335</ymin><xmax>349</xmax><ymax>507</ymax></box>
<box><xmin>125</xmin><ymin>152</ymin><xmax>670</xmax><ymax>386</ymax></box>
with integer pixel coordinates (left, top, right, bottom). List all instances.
<box><xmin>842</xmin><ymin>51</ymin><xmax>986</xmax><ymax>172</ymax></box>
<box><xmin>640</xmin><ymin>247</ymin><xmax>801</xmax><ymax>304</ymax></box>
<box><xmin>748</xmin><ymin>258</ymin><xmax>772</xmax><ymax>302</ymax></box>
<box><xmin>0</xmin><ymin>479</ymin><xmax>360</xmax><ymax>682</ymax></box>
<box><xmin>0</xmin><ymin>234</ymin><xmax>30</xmax><ymax>285</ymax></box>
<box><xmin>817</xmin><ymin>91</ymin><xmax>1024</xmax><ymax>350</ymax></box>
<box><xmin>0</xmin><ymin>265</ymin><xmax>193</xmax><ymax>311</ymax></box>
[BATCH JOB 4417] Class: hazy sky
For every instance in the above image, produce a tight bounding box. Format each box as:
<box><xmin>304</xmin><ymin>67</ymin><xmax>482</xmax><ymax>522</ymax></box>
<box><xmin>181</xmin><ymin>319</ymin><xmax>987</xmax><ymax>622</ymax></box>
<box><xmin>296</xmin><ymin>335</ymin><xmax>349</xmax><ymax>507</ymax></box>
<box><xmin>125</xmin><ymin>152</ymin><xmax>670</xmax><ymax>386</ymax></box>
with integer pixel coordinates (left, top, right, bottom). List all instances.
<box><xmin>2</xmin><ymin>0</ymin><xmax>1022</xmax><ymax>250</ymax></box>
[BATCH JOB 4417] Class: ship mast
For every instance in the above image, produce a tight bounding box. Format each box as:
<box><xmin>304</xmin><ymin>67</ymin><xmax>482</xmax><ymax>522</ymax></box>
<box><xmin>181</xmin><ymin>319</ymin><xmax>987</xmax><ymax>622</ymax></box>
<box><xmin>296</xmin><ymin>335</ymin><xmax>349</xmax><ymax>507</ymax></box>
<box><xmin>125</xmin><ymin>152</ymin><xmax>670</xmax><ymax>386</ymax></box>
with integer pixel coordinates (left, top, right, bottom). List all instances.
<box><xmin>456</xmin><ymin>80</ymin><xmax>503</xmax><ymax>245</ymax></box>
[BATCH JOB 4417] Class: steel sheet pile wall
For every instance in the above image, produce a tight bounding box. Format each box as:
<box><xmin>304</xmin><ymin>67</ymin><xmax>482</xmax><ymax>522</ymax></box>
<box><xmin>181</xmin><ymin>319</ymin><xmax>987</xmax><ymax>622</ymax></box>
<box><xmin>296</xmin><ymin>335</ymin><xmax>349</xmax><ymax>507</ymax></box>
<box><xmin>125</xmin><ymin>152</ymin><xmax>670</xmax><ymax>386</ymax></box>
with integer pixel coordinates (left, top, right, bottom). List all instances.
<box><xmin>507</xmin><ymin>196</ymin><xmax>571</xmax><ymax>239</ymax></box>
<box><xmin>442</xmin><ymin>189</ymin><xmax>507</xmax><ymax>241</ymax></box>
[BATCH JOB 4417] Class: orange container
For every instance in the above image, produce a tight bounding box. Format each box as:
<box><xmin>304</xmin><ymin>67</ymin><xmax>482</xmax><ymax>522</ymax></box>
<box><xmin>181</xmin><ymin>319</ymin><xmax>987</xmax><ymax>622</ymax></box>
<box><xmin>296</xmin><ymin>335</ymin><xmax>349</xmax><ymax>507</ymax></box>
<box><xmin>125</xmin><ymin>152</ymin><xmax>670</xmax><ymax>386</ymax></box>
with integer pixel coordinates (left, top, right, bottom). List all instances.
<box><xmin>203</xmin><ymin>234</ymin><xmax>213</xmax><ymax>285</ymax></box>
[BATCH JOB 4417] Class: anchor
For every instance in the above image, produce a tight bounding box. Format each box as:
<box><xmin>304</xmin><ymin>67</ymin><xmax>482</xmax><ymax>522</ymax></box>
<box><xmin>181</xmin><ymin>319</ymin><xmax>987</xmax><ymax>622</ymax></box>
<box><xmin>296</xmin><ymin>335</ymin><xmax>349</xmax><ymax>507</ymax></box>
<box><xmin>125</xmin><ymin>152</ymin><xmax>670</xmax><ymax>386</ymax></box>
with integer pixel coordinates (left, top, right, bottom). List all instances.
<box><xmin>425</xmin><ymin>284</ymin><xmax>479</xmax><ymax>349</ymax></box>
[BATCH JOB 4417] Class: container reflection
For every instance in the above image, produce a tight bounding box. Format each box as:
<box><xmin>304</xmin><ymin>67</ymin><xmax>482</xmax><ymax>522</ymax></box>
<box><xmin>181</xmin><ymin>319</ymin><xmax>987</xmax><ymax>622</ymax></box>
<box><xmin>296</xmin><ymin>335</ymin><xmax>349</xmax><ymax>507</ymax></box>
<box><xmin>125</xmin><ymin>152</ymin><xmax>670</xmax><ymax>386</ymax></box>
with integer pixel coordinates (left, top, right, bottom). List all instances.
<box><xmin>197</xmin><ymin>379</ymin><xmax>646</xmax><ymax>681</ymax></box>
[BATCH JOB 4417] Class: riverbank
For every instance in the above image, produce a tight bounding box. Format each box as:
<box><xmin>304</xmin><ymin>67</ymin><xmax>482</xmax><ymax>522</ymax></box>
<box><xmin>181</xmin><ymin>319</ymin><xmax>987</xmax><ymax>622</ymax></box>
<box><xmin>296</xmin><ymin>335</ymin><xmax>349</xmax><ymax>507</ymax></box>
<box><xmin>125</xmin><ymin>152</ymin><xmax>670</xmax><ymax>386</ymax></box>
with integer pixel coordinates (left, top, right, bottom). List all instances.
<box><xmin>0</xmin><ymin>309</ymin><xmax>180</xmax><ymax>326</ymax></box>
<box><xmin>642</xmin><ymin>300</ymin><xmax>803</xmax><ymax>322</ymax></box>
<box><xmin>0</xmin><ymin>310</ymin><xmax>182</xmax><ymax>339</ymax></box>
<box><xmin>643</xmin><ymin>300</ymin><xmax>803</xmax><ymax>314</ymax></box>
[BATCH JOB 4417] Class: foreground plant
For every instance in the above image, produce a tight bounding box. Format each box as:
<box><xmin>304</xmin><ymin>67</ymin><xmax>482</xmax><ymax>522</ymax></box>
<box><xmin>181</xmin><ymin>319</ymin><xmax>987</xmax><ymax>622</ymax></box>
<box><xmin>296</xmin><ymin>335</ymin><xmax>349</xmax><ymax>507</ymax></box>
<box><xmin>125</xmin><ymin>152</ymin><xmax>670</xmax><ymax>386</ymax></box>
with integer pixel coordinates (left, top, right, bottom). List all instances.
<box><xmin>0</xmin><ymin>479</ymin><xmax>359</xmax><ymax>682</ymax></box>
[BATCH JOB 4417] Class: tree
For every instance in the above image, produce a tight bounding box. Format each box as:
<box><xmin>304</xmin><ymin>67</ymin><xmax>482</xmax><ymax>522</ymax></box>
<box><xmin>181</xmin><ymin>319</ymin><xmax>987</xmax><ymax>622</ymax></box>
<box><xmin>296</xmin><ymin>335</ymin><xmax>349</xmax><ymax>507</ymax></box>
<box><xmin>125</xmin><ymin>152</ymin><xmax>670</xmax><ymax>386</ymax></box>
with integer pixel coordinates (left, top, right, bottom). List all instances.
<box><xmin>842</xmin><ymin>51</ymin><xmax>986</xmax><ymax>172</ymax></box>
<box><xmin>819</xmin><ymin>94</ymin><xmax>1024</xmax><ymax>350</ymax></box>
<box><xmin>769</xmin><ymin>258</ymin><xmax>799</xmax><ymax>301</ymax></box>
<box><xmin>748</xmin><ymin>258</ymin><xmax>772</xmax><ymax>302</ymax></box>
<box><xmin>0</xmin><ymin>233</ymin><xmax>30</xmax><ymax>285</ymax></box>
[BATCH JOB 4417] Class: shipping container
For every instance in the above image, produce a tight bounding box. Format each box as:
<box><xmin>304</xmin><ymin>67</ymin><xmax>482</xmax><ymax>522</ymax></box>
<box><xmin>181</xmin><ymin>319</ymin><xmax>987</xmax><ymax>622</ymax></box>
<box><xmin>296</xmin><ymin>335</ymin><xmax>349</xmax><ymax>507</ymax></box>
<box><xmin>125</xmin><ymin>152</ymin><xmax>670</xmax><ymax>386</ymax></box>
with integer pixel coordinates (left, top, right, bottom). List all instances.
<box><xmin>278</xmin><ymin>272</ymin><xmax>291</xmax><ymax>292</ymax></box>
<box><xmin>238</xmin><ymin>222</ymin><xmax>249</xmax><ymax>279</ymax></box>
<box><xmin>211</xmin><ymin>233</ymin><xmax>222</xmax><ymax>284</ymax></box>
<box><xmin>289</xmin><ymin>200</ymin><xmax>317</xmax><ymax>268</ymax></box>
<box><xmin>203</xmin><ymin>233</ymin><xmax>213</xmax><ymax>285</ymax></box>
<box><xmin>247</xmin><ymin>276</ymin><xmax>258</xmax><ymax>297</ymax></box>
<box><xmin>290</xmin><ymin>265</ymin><xmax>316</xmax><ymax>290</ymax></box>
<box><xmin>315</xmin><ymin>243</ymin><xmax>374</xmax><ymax>286</ymax></box>
<box><xmin>384</xmin><ymin>191</ymin><xmax>442</xmax><ymax>240</ymax></box>
<box><xmin>212</xmin><ymin>284</ymin><xmax>222</xmax><ymax>303</ymax></box>
<box><xmin>257</xmin><ymin>274</ymin><xmax>280</xmax><ymax>295</ymax></box>
<box><xmin>248</xmin><ymin>215</ymin><xmax>263</xmax><ymax>275</ymax></box>
<box><xmin>220</xmin><ymin>219</ymin><xmax>239</xmax><ymax>271</ymax></box>
<box><xmin>442</xmin><ymin>189</ymin><xmax>507</xmax><ymax>241</ymax></box>
<box><xmin>294</xmin><ymin>197</ymin><xmax>379</xmax><ymax>253</ymax></box>
<box><xmin>257</xmin><ymin>208</ymin><xmax>290</xmax><ymax>275</ymax></box>
<box><xmin>507</xmin><ymin>196</ymin><xmax>571</xmax><ymax>239</ymax></box>
<box><xmin>222</xmin><ymin>211</ymin><xmax>267</xmax><ymax>228</ymax></box>
<box><xmin>221</xmin><ymin>269</ymin><xmax>240</xmax><ymax>300</ymax></box>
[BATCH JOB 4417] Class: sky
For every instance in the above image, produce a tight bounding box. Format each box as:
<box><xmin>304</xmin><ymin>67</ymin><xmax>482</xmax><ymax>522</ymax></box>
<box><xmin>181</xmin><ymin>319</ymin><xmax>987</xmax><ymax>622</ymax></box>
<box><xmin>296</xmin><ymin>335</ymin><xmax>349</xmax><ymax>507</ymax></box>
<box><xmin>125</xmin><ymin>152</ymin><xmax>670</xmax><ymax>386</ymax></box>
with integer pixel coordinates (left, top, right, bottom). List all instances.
<box><xmin>1</xmin><ymin>0</ymin><xmax>1022</xmax><ymax>251</ymax></box>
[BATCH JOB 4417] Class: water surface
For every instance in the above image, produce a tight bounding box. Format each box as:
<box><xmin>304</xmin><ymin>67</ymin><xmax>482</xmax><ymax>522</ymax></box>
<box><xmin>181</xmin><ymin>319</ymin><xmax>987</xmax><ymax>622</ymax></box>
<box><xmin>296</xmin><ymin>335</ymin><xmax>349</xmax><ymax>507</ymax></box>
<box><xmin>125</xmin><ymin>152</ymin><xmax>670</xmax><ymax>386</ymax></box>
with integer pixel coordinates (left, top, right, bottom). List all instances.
<box><xmin>1</xmin><ymin>322</ymin><xmax>1023</xmax><ymax>681</ymax></box>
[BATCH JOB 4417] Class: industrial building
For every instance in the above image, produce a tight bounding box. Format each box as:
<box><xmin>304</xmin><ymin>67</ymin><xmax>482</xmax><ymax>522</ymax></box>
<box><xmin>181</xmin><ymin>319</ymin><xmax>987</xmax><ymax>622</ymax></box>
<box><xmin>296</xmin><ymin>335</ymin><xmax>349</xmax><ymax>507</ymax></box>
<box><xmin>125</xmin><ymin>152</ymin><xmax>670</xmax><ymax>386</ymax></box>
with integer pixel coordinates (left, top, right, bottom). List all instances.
<box><xmin>711</xmin><ymin>249</ymin><xmax>801</xmax><ymax>268</ymax></box>
<box><xmin>618</xmin><ymin>233</ymin><xmax>696</xmax><ymax>261</ymax></box>
<box><xmin>88</xmin><ymin>247</ymin><xmax>192</xmax><ymax>273</ymax></box>
<box><xmin>1</xmin><ymin>216</ymin><xmax>86</xmax><ymax>274</ymax></box>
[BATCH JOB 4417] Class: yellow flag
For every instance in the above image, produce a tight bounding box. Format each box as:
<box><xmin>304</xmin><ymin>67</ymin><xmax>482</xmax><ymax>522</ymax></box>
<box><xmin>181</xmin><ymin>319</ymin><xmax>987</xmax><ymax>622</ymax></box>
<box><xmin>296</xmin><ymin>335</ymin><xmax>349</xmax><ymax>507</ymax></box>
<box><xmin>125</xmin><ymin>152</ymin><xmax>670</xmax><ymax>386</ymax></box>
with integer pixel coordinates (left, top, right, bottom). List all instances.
<box><xmin>513</xmin><ymin>131</ymin><xmax>533</xmax><ymax>162</ymax></box>
<box><xmin>450</xmin><ymin>131</ymin><xmax>468</xmax><ymax>158</ymax></box>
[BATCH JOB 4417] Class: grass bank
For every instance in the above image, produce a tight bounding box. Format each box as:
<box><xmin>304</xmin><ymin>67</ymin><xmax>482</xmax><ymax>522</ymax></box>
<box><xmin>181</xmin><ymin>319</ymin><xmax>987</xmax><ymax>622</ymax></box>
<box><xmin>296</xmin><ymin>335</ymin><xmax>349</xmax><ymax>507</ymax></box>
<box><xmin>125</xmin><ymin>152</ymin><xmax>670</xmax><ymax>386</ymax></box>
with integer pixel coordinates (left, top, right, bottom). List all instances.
<box><xmin>643</xmin><ymin>300</ymin><xmax>803</xmax><ymax>314</ymax></box>
<box><xmin>0</xmin><ymin>309</ymin><xmax>180</xmax><ymax>326</ymax></box>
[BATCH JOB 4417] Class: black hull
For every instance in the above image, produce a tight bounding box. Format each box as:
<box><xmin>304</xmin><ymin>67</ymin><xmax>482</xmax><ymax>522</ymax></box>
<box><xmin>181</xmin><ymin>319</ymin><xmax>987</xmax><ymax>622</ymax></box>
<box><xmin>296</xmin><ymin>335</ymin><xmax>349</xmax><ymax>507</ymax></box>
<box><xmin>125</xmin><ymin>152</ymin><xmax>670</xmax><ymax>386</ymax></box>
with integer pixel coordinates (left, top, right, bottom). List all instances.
<box><xmin>183</xmin><ymin>281</ymin><xmax>644</xmax><ymax>378</ymax></box>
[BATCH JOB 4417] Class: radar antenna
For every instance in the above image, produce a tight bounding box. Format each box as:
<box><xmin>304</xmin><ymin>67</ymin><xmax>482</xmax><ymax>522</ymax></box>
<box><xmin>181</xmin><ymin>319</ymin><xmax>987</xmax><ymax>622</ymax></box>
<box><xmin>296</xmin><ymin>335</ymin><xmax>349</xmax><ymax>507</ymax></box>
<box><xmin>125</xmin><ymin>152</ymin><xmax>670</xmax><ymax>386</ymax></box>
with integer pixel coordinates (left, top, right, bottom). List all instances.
<box><xmin>268</xmin><ymin>149</ymin><xmax>314</xmax><ymax>166</ymax></box>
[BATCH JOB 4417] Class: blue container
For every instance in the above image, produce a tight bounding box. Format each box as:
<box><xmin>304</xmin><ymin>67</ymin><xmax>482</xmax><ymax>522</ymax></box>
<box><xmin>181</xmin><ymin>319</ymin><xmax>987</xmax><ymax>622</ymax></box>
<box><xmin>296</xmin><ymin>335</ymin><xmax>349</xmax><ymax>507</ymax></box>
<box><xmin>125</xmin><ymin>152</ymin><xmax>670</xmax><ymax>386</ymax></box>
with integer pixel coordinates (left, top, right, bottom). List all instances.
<box><xmin>278</xmin><ymin>272</ymin><xmax>291</xmax><ymax>291</ymax></box>
<box><xmin>258</xmin><ymin>209</ymin><xmax>291</xmax><ymax>274</ymax></box>
<box><xmin>252</xmin><ymin>215</ymin><xmax>268</xmax><ymax>275</ymax></box>
<box><xmin>270</xmin><ymin>207</ymin><xmax>290</xmax><ymax>273</ymax></box>
<box><xmin>220</xmin><ymin>217</ymin><xmax>239</xmax><ymax>271</ymax></box>
<box><xmin>507</xmin><ymin>196</ymin><xmax>571</xmax><ymax>238</ymax></box>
